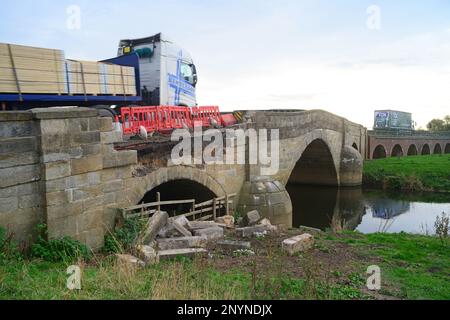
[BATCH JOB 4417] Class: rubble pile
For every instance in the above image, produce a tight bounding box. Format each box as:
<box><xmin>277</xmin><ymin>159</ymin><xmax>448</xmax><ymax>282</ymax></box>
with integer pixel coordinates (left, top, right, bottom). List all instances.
<box><xmin>115</xmin><ymin>209</ymin><xmax>314</xmax><ymax>268</ymax></box>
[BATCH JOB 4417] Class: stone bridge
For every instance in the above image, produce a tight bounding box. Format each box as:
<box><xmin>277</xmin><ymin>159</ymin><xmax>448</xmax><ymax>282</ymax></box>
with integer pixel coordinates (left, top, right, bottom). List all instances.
<box><xmin>368</xmin><ymin>131</ymin><xmax>450</xmax><ymax>159</ymax></box>
<box><xmin>0</xmin><ymin>108</ymin><xmax>366</xmax><ymax>249</ymax></box>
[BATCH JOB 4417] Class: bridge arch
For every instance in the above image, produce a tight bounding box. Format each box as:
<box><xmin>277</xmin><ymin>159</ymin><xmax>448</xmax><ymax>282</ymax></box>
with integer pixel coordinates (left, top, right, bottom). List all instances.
<box><xmin>391</xmin><ymin>144</ymin><xmax>404</xmax><ymax>157</ymax></box>
<box><xmin>373</xmin><ymin>145</ymin><xmax>387</xmax><ymax>159</ymax></box>
<box><xmin>127</xmin><ymin>166</ymin><xmax>227</xmax><ymax>207</ymax></box>
<box><xmin>433</xmin><ymin>144</ymin><xmax>442</xmax><ymax>154</ymax></box>
<box><xmin>421</xmin><ymin>144</ymin><xmax>430</xmax><ymax>155</ymax></box>
<box><xmin>287</xmin><ymin>138</ymin><xmax>338</xmax><ymax>187</ymax></box>
<box><xmin>407</xmin><ymin>144</ymin><xmax>418</xmax><ymax>156</ymax></box>
<box><xmin>445</xmin><ymin>143</ymin><xmax>450</xmax><ymax>154</ymax></box>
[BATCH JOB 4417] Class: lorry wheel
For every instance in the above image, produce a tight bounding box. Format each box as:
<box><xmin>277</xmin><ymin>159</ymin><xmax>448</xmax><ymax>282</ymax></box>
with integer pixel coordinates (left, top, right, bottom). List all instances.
<box><xmin>91</xmin><ymin>105</ymin><xmax>117</xmax><ymax>118</ymax></box>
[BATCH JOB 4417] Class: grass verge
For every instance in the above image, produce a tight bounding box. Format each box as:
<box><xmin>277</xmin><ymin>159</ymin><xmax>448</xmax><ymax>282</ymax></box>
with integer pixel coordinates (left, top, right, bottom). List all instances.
<box><xmin>363</xmin><ymin>154</ymin><xmax>450</xmax><ymax>192</ymax></box>
<box><xmin>1</xmin><ymin>228</ymin><xmax>448</xmax><ymax>300</ymax></box>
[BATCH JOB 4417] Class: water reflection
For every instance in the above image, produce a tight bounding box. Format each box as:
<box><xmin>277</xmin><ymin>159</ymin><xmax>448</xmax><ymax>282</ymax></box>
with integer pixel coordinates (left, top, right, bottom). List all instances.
<box><xmin>286</xmin><ymin>184</ymin><xmax>450</xmax><ymax>234</ymax></box>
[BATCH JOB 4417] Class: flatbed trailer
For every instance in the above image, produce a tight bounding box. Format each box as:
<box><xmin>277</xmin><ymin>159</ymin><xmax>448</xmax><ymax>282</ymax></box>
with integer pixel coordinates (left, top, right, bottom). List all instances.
<box><xmin>0</xmin><ymin>53</ymin><xmax>142</xmax><ymax>110</ymax></box>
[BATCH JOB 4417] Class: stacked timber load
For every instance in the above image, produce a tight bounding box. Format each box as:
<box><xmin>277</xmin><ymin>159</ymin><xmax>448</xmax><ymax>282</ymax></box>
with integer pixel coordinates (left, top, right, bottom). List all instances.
<box><xmin>0</xmin><ymin>43</ymin><xmax>136</xmax><ymax>96</ymax></box>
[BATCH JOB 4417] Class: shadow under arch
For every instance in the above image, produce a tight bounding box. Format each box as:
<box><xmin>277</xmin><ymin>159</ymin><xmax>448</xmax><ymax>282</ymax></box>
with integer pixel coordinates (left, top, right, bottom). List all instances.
<box><xmin>140</xmin><ymin>179</ymin><xmax>217</xmax><ymax>215</ymax></box>
<box><xmin>352</xmin><ymin>143</ymin><xmax>359</xmax><ymax>151</ymax></box>
<box><xmin>445</xmin><ymin>143</ymin><xmax>450</xmax><ymax>154</ymax></box>
<box><xmin>391</xmin><ymin>144</ymin><xmax>403</xmax><ymax>157</ymax></box>
<box><xmin>434</xmin><ymin>144</ymin><xmax>442</xmax><ymax>154</ymax></box>
<box><xmin>421</xmin><ymin>144</ymin><xmax>430</xmax><ymax>155</ymax></box>
<box><xmin>373</xmin><ymin>145</ymin><xmax>387</xmax><ymax>159</ymax></box>
<box><xmin>407</xmin><ymin>144</ymin><xmax>418</xmax><ymax>156</ymax></box>
<box><xmin>286</xmin><ymin>138</ymin><xmax>339</xmax><ymax>229</ymax></box>
<box><xmin>287</xmin><ymin>139</ymin><xmax>338</xmax><ymax>187</ymax></box>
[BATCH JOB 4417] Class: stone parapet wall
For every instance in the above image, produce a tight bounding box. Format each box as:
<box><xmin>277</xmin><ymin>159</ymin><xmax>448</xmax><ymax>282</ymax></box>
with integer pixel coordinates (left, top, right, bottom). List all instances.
<box><xmin>0</xmin><ymin>108</ymin><xmax>137</xmax><ymax>249</ymax></box>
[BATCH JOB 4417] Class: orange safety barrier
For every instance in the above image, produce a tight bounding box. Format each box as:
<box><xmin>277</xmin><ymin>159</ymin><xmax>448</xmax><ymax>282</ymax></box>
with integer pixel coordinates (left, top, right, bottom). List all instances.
<box><xmin>120</xmin><ymin>106</ymin><xmax>223</xmax><ymax>135</ymax></box>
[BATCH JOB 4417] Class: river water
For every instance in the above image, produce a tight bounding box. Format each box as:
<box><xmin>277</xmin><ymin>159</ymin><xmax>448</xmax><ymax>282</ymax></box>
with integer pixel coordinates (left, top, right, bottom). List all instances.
<box><xmin>286</xmin><ymin>185</ymin><xmax>450</xmax><ymax>235</ymax></box>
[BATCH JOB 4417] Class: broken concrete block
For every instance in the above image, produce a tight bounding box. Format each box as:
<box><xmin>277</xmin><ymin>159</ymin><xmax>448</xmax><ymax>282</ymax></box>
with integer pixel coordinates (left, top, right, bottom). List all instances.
<box><xmin>174</xmin><ymin>215</ymin><xmax>190</xmax><ymax>228</ymax></box>
<box><xmin>193</xmin><ymin>227</ymin><xmax>224</xmax><ymax>240</ymax></box>
<box><xmin>216</xmin><ymin>240</ymin><xmax>251</xmax><ymax>251</ymax></box>
<box><xmin>236</xmin><ymin>224</ymin><xmax>277</xmax><ymax>238</ymax></box>
<box><xmin>258</xmin><ymin>218</ymin><xmax>272</xmax><ymax>226</ymax></box>
<box><xmin>157</xmin><ymin>218</ymin><xmax>179</xmax><ymax>238</ymax></box>
<box><xmin>115</xmin><ymin>254</ymin><xmax>146</xmax><ymax>268</ymax></box>
<box><xmin>187</xmin><ymin>221</ymin><xmax>219</xmax><ymax>231</ymax></box>
<box><xmin>282</xmin><ymin>233</ymin><xmax>315</xmax><ymax>256</ymax></box>
<box><xmin>216</xmin><ymin>215</ymin><xmax>235</xmax><ymax>226</ymax></box>
<box><xmin>157</xmin><ymin>236</ymin><xmax>208</xmax><ymax>250</ymax></box>
<box><xmin>139</xmin><ymin>211</ymin><xmax>169</xmax><ymax>244</ymax></box>
<box><xmin>158</xmin><ymin>248</ymin><xmax>208</xmax><ymax>261</ymax></box>
<box><xmin>244</xmin><ymin>210</ymin><xmax>261</xmax><ymax>226</ymax></box>
<box><xmin>173</xmin><ymin>221</ymin><xmax>193</xmax><ymax>237</ymax></box>
<box><xmin>136</xmin><ymin>245</ymin><xmax>159</xmax><ymax>265</ymax></box>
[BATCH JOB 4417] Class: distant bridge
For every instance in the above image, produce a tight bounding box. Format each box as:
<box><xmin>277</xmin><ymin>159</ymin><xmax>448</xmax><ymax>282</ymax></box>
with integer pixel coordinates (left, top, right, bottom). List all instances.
<box><xmin>367</xmin><ymin>130</ymin><xmax>450</xmax><ymax>159</ymax></box>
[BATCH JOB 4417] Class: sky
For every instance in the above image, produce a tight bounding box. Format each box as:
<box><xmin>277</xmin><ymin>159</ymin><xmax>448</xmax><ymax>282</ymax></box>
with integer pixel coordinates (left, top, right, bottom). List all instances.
<box><xmin>1</xmin><ymin>0</ymin><xmax>450</xmax><ymax>128</ymax></box>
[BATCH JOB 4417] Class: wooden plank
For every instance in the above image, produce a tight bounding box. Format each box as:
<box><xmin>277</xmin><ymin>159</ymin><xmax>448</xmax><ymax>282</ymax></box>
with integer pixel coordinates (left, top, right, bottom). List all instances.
<box><xmin>123</xmin><ymin>199</ymin><xmax>195</xmax><ymax>212</ymax></box>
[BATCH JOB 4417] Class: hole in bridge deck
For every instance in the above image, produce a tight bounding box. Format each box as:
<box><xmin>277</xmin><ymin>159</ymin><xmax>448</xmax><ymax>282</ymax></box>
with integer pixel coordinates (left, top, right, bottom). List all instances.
<box><xmin>140</xmin><ymin>179</ymin><xmax>217</xmax><ymax>216</ymax></box>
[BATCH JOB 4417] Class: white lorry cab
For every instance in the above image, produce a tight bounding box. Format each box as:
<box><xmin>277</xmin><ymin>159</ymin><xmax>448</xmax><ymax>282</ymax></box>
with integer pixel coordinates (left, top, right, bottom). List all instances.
<box><xmin>118</xmin><ymin>33</ymin><xmax>198</xmax><ymax>107</ymax></box>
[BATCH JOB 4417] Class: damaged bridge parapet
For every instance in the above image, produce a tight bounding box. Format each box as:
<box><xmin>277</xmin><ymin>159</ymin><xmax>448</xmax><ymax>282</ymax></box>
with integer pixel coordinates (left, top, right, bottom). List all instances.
<box><xmin>1</xmin><ymin>108</ymin><xmax>367</xmax><ymax>249</ymax></box>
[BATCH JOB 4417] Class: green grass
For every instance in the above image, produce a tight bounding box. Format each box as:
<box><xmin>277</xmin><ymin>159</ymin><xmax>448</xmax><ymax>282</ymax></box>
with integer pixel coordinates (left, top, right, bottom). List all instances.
<box><xmin>1</xmin><ymin>231</ymin><xmax>448</xmax><ymax>300</ymax></box>
<box><xmin>334</xmin><ymin>232</ymin><xmax>450</xmax><ymax>300</ymax></box>
<box><xmin>363</xmin><ymin>154</ymin><xmax>450</xmax><ymax>192</ymax></box>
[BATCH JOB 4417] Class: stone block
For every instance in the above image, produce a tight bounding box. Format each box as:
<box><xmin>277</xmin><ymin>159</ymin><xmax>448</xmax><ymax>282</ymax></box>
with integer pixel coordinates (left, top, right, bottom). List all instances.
<box><xmin>136</xmin><ymin>245</ymin><xmax>159</xmax><ymax>264</ymax></box>
<box><xmin>71</xmin><ymin>132</ymin><xmax>100</xmax><ymax>145</ymax></box>
<box><xmin>236</xmin><ymin>225</ymin><xmax>277</xmax><ymax>238</ymax></box>
<box><xmin>78</xmin><ymin>209</ymin><xmax>103</xmax><ymax>231</ymax></box>
<box><xmin>103</xmin><ymin>151</ymin><xmax>137</xmax><ymax>169</ymax></box>
<box><xmin>157</xmin><ymin>248</ymin><xmax>208</xmax><ymax>261</ymax></box>
<box><xmin>187</xmin><ymin>221</ymin><xmax>219</xmax><ymax>231</ymax></box>
<box><xmin>193</xmin><ymin>227</ymin><xmax>224</xmax><ymax>240</ymax></box>
<box><xmin>44</xmin><ymin>161</ymin><xmax>70</xmax><ymax>181</ymax></box>
<box><xmin>0</xmin><ymin>151</ymin><xmax>39</xmax><ymax>169</ymax></box>
<box><xmin>71</xmin><ymin>154</ymin><xmax>103</xmax><ymax>175</ymax></box>
<box><xmin>282</xmin><ymin>234</ymin><xmax>315</xmax><ymax>256</ymax></box>
<box><xmin>102</xmin><ymin>179</ymin><xmax>123</xmax><ymax>193</ymax></box>
<box><xmin>173</xmin><ymin>221</ymin><xmax>193</xmax><ymax>237</ymax></box>
<box><xmin>46</xmin><ymin>190</ymin><xmax>71</xmax><ymax>206</ymax></box>
<box><xmin>0</xmin><ymin>121</ymin><xmax>35</xmax><ymax>138</ymax></box>
<box><xmin>32</xmin><ymin>107</ymin><xmax>97</xmax><ymax>120</ymax></box>
<box><xmin>156</xmin><ymin>236</ymin><xmax>208</xmax><ymax>250</ymax></box>
<box><xmin>88</xmin><ymin>117</ymin><xmax>100</xmax><ymax>131</ymax></box>
<box><xmin>0</xmin><ymin>164</ymin><xmax>40</xmax><ymax>188</ymax></box>
<box><xmin>216</xmin><ymin>240</ymin><xmax>251</xmax><ymax>251</ymax></box>
<box><xmin>0</xmin><ymin>137</ymin><xmax>37</xmax><ymax>154</ymax></box>
<box><xmin>139</xmin><ymin>211</ymin><xmax>169</xmax><ymax>244</ymax></box>
<box><xmin>46</xmin><ymin>201</ymin><xmax>83</xmax><ymax>220</ymax></box>
<box><xmin>244</xmin><ymin>210</ymin><xmax>261</xmax><ymax>226</ymax></box>
<box><xmin>101</xmin><ymin>131</ymin><xmax>123</xmax><ymax>144</ymax></box>
<box><xmin>81</xmin><ymin>144</ymin><xmax>101</xmax><ymax>156</ymax></box>
<box><xmin>72</xmin><ymin>185</ymin><xmax>102</xmax><ymax>202</ymax></box>
<box><xmin>215</xmin><ymin>215</ymin><xmax>235</xmax><ymax>226</ymax></box>
<box><xmin>98</xmin><ymin>117</ymin><xmax>113</xmax><ymax>132</ymax></box>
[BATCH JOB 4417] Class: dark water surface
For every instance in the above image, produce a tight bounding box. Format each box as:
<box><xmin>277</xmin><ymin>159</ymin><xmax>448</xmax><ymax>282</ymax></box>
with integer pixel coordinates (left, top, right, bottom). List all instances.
<box><xmin>286</xmin><ymin>185</ymin><xmax>450</xmax><ymax>234</ymax></box>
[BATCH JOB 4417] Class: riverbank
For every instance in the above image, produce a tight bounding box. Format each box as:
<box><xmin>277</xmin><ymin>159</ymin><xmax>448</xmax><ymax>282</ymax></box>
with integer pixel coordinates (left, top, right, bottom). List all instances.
<box><xmin>1</xmin><ymin>228</ymin><xmax>448</xmax><ymax>300</ymax></box>
<box><xmin>363</xmin><ymin>154</ymin><xmax>450</xmax><ymax>192</ymax></box>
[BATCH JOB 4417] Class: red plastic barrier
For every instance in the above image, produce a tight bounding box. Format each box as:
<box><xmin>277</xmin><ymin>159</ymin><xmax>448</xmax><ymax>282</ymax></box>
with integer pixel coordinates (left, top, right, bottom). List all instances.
<box><xmin>120</xmin><ymin>106</ymin><xmax>223</xmax><ymax>135</ymax></box>
<box><xmin>221</xmin><ymin>113</ymin><xmax>237</xmax><ymax>127</ymax></box>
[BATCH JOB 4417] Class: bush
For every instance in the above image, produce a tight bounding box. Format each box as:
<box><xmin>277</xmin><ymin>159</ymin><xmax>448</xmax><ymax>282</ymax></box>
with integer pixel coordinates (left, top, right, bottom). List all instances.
<box><xmin>104</xmin><ymin>217</ymin><xmax>147</xmax><ymax>254</ymax></box>
<box><xmin>30</xmin><ymin>224</ymin><xmax>91</xmax><ymax>262</ymax></box>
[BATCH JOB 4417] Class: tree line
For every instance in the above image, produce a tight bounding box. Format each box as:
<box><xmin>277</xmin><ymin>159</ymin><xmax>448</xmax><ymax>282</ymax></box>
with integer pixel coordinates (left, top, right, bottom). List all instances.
<box><xmin>427</xmin><ymin>115</ymin><xmax>450</xmax><ymax>132</ymax></box>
